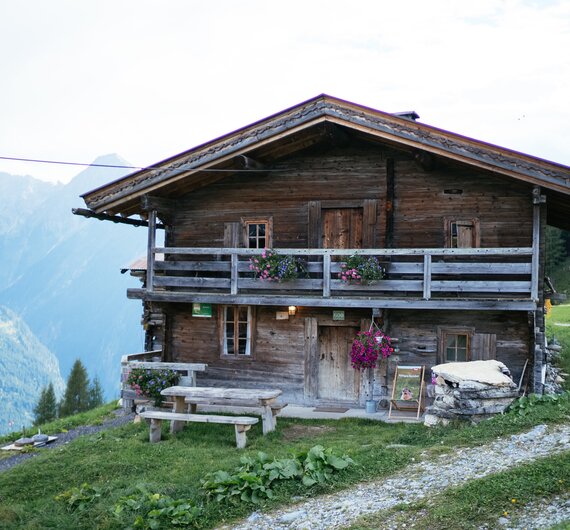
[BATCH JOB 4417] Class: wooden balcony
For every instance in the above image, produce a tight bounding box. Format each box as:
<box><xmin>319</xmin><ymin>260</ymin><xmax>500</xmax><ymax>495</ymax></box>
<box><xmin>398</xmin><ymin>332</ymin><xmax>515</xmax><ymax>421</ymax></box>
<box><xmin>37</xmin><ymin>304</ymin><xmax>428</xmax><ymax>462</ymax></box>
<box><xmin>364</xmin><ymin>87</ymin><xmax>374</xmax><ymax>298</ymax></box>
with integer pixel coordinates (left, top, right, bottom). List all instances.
<box><xmin>126</xmin><ymin>247</ymin><xmax>538</xmax><ymax>311</ymax></box>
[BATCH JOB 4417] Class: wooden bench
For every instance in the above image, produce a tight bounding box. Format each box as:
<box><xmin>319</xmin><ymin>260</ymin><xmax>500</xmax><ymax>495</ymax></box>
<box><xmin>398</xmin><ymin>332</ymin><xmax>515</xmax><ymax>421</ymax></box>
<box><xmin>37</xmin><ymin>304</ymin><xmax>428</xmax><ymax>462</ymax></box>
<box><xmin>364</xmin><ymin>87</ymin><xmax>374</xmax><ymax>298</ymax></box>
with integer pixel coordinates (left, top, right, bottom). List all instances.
<box><xmin>138</xmin><ymin>410</ymin><xmax>259</xmax><ymax>448</ymax></box>
<box><xmin>161</xmin><ymin>386</ymin><xmax>283</xmax><ymax>435</ymax></box>
<box><xmin>186</xmin><ymin>398</ymin><xmax>287</xmax><ymax>430</ymax></box>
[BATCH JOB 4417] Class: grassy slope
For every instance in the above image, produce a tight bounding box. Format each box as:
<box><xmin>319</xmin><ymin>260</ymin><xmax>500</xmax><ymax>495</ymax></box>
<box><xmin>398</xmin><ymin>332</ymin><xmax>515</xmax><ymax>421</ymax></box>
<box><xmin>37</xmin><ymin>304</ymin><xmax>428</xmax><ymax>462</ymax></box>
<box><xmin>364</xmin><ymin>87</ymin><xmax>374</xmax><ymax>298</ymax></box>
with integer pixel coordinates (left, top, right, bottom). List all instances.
<box><xmin>1</xmin><ymin>395</ymin><xmax>570</xmax><ymax>529</ymax></box>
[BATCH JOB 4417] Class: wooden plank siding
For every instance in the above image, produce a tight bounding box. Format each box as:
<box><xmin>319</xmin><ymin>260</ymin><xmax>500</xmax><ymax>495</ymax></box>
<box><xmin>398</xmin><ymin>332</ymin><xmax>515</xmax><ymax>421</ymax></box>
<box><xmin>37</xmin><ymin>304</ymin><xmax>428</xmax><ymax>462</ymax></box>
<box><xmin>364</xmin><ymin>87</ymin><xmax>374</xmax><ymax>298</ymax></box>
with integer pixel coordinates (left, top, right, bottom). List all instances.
<box><xmin>169</xmin><ymin>147</ymin><xmax>386</xmax><ymax>249</ymax></box>
<box><xmin>162</xmin><ymin>304</ymin><xmax>531</xmax><ymax>406</ymax></box>
<box><xmin>152</xmin><ymin>143</ymin><xmax>538</xmax><ymax>403</ymax></box>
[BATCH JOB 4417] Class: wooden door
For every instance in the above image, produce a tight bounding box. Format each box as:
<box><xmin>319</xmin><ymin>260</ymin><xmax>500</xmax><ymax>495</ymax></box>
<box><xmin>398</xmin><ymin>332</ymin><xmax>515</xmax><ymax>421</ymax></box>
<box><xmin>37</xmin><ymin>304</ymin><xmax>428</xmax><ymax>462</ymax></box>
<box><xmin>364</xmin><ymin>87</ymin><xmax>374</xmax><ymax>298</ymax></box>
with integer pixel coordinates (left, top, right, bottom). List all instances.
<box><xmin>317</xmin><ymin>326</ymin><xmax>360</xmax><ymax>402</ymax></box>
<box><xmin>322</xmin><ymin>208</ymin><xmax>363</xmax><ymax>249</ymax></box>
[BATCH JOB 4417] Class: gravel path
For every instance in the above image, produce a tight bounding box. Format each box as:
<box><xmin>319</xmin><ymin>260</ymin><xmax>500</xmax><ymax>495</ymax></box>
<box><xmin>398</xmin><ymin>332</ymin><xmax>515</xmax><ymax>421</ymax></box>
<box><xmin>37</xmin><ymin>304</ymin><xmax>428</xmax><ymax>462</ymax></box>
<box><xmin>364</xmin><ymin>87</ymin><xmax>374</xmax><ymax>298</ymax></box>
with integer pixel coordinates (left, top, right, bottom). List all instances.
<box><xmin>0</xmin><ymin>408</ymin><xmax>135</xmax><ymax>474</ymax></box>
<box><xmin>226</xmin><ymin>423</ymin><xmax>570</xmax><ymax>530</ymax></box>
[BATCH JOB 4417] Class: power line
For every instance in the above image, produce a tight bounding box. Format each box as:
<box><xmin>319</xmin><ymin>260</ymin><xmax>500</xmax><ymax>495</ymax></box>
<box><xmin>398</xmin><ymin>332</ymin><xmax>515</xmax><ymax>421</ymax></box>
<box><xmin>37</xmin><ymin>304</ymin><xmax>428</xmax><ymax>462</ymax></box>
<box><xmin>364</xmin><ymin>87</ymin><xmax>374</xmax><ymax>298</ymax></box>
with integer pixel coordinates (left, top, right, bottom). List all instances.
<box><xmin>0</xmin><ymin>155</ymin><xmax>280</xmax><ymax>173</ymax></box>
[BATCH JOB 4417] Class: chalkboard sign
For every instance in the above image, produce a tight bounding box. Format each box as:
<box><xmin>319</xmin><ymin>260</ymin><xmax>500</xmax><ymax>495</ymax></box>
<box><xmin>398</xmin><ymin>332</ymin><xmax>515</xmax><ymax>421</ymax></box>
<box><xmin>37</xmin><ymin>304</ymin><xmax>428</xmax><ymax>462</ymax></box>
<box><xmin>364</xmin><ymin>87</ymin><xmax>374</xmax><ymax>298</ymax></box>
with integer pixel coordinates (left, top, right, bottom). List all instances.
<box><xmin>388</xmin><ymin>365</ymin><xmax>425</xmax><ymax>420</ymax></box>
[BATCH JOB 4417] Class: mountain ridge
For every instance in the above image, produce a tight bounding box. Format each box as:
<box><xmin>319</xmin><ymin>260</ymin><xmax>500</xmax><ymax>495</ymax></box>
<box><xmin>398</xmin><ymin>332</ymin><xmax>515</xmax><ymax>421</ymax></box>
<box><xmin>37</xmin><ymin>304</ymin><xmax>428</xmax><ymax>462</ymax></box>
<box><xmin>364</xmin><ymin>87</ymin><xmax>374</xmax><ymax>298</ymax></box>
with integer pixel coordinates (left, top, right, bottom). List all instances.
<box><xmin>0</xmin><ymin>155</ymin><xmax>147</xmax><ymax>400</ymax></box>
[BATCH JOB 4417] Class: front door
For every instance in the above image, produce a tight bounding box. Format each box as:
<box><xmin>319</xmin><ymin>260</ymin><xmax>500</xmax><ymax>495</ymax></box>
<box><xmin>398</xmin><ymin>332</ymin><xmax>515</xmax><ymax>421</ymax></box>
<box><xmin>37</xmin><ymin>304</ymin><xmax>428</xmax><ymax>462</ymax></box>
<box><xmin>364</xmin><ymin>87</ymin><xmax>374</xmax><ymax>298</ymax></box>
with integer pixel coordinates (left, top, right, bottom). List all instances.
<box><xmin>317</xmin><ymin>326</ymin><xmax>360</xmax><ymax>402</ymax></box>
<box><xmin>322</xmin><ymin>208</ymin><xmax>363</xmax><ymax>249</ymax></box>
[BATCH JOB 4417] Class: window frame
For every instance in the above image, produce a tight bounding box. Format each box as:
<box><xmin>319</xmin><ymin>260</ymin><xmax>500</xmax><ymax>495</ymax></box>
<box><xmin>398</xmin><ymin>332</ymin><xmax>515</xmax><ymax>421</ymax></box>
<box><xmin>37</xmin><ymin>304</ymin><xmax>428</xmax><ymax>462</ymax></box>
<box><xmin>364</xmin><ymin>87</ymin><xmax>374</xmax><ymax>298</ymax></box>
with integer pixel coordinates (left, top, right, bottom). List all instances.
<box><xmin>242</xmin><ymin>217</ymin><xmax>273</xmax><ymax>249</ymax></box>
<box><xmin>219</xmin><ymin>305</ymin><xmax>256</xmax><ymax>359</ymax></box>
<box><xmin>437</xmin><ymin>326</ymin><xmax>474</xmax><ymax>364</ymax></box>
<box><xmin>443</xmin><ymin>217</ymin><xmax>480</xmax><ymax>248</ymax></box>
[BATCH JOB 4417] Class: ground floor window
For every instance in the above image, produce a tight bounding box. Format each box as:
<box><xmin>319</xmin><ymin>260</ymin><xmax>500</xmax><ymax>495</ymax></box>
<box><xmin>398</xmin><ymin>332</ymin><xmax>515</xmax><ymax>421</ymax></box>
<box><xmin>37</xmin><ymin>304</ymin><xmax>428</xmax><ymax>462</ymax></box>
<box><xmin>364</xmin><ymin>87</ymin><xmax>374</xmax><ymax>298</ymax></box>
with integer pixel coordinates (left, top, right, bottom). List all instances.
<box><xmin>438</xmin><ymin>327</ymin><xmax>473</xmax><ymax>363</ymax></box>
<box><xmin>221</xmin><ymin>305</ymin><xmax>254</xmax><ymax>357</ymax></box>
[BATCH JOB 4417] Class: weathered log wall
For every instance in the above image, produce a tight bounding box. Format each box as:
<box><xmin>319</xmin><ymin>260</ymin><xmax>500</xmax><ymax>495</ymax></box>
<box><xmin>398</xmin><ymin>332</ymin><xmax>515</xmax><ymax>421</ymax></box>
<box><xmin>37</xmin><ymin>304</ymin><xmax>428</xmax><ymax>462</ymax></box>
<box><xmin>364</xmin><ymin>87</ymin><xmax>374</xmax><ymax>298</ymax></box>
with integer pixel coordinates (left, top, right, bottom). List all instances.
<box><xmin>166</xmin><ymin>304</ymin><xmax>530</xmax><ymax>406</ymax></box>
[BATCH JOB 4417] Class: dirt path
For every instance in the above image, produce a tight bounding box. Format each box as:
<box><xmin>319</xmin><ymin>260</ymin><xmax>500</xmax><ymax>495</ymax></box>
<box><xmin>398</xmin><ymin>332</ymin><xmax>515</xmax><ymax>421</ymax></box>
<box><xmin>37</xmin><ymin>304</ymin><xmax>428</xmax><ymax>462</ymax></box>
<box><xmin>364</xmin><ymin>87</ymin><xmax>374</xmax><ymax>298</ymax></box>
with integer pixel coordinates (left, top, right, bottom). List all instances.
<box><xmin>225</xmin><ymin>423</ymin><xmax>570</xmax><ymax>530</ymax></box>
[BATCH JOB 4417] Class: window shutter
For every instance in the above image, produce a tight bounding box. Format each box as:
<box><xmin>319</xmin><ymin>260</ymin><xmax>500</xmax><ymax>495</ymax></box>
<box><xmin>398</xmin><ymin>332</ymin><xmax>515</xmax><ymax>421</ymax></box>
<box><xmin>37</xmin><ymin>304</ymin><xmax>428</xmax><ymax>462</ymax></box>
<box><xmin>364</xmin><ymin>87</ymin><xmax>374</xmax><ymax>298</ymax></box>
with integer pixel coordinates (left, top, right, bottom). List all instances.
<box><xmin>224</xmin><ymin>222</ymin><xmax>241</xmax><ymax>248</ymax></box>
<box><xmin>471</xmin><ymin>333</ymin><xmax>497</xmax><ymax>360</ymax></box>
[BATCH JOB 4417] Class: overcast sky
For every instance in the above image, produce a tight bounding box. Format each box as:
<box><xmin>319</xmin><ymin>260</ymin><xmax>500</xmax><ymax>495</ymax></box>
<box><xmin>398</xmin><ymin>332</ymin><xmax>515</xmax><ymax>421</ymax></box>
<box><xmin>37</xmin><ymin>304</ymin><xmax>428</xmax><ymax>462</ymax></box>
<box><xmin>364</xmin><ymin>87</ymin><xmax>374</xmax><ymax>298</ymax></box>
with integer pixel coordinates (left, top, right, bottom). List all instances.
<box><xmin>1</xmin><ymin>0</ymin><xmax>568</xmax><ymax>184</ymax></box>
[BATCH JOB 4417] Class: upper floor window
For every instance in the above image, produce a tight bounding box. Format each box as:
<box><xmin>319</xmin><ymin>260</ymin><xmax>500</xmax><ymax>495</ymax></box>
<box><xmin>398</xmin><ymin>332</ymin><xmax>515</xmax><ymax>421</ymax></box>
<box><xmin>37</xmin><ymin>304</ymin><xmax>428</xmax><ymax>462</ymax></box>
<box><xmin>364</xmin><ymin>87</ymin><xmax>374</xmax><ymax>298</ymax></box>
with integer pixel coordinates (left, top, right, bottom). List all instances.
<box><xmin>444</xmin><ymin>218</ymin><xmax>480</xmax><ymax>248</ymax></box>
<box><xmin>243</xmin><ymin>218</ymin><xmax>272</xmax><ymax>249</ymax></box>
<box><xmin>221</xmin><ymin>305</ymin><xmax>254</xmax><ymax>357</ymax></box>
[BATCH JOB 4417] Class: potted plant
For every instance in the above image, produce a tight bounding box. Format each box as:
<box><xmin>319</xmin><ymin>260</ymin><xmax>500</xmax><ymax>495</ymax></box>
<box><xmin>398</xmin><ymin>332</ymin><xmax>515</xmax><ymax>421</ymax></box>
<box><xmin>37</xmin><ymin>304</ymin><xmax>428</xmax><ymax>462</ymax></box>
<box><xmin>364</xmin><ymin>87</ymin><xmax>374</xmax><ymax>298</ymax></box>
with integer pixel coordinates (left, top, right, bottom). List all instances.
<box><xmin>126</xmin><ymin>368</ymin><xmax>180</xmax><ymax>407</ymax></box>
<box><xmin>350</xmin><ymin>328</ymin><xmax>393</xmax><ymax>412</ymax></box>
<box><xmin>249</xmin><ymin>249</ymin><xmax>306</xmax><ymax>281</ymax></box>
<box><xmin>339</xmin><ymin>255</ymin><xmax>384</xmax><ymax>284</ymax></box>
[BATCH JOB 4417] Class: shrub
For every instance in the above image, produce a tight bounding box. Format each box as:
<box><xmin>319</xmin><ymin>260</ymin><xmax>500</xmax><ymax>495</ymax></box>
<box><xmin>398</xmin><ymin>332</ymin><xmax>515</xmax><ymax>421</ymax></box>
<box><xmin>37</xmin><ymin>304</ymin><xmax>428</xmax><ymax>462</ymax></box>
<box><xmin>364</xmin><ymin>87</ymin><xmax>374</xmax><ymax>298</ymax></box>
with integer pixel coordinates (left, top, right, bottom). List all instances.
<box><xmin>201</xmin><ymin>446</ymin><xmax>353</xmax><ymax>504</ymax></box>
<box><xmin>113</xmin><ymin>485</ymin><xmax>201</xmax><ymax>529</ymax></box>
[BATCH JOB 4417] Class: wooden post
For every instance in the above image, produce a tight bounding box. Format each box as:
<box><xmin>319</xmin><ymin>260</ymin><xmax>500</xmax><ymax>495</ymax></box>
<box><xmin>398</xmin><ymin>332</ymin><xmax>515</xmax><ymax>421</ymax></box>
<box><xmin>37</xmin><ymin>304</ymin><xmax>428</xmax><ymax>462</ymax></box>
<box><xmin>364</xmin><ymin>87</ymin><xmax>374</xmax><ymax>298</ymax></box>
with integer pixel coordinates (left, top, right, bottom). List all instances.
<box><xmin>234</xmin><ymin>424</ymin><xmax>252</xmax><ymax>449</ymax></box>
<box><xmin>230</xmin><ymin>253</ymin><xmax>239</xmax><ymax>295</ymax></box>
<box><xmin>170</xmin><ymin>396</ymin><xmax>186</xmax><ymax>434</ymax></box>
<box><xmin>531</xmin><ymin>189</ymin><xmax>541</xmax><ymax>302</ymax></box>
<box><xmin>146</xmin><ymin>210</ymin><xmax>157</xmax><ymax>292</ymax></box>
<box><xmin>149</xmin><ymin>419</ymin><xmax>162</xmax><ymax>443</ymax></box>
<box><xmin>261</xmin><ymin>403</ymin><xmax>275</xmax><ymax>434</ymax></box>
<box><xmin>323</xmin><ymin>254</ymin><xmax>331</xmax><ymax>297</ymax></box>
<box><xmin>423</xmin><ymin>254</ymin><xmax>432</xmax><ymax>300</ymax></box>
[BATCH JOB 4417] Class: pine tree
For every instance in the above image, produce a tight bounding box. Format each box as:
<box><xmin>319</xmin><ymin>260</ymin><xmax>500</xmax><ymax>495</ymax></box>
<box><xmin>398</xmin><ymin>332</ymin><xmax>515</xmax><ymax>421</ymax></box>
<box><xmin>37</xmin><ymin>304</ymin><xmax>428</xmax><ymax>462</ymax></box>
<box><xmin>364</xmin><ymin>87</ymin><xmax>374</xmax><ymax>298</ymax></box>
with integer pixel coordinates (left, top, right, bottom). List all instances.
<box><xmin>59</xmin><ymin>359</ymin><xmax>90</xmax><ymax>417</ymax></box>
<box><xmin>88</xmin><ymin>375</ymin><xmax>104</xmax><ymax>409</ymax></box>
<box><xmin>33</xmin><ymin>382</ymin><xmax>57</xmax><ymax>425</ymax></box>
<box><xmin>546</xmin><ymin>226</ymin><xmax>566</xmax><ymax>276</ymax></box>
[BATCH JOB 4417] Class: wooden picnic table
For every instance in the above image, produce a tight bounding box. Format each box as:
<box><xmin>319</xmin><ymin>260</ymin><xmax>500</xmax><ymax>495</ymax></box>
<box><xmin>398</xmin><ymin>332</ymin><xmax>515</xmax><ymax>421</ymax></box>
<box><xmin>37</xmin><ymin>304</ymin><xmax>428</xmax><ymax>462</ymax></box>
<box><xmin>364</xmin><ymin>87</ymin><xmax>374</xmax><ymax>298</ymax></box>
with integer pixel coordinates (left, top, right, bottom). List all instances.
<box><xmin>161</xmin><ymin>386</ymin><xmax>283</xmax><ymax>435</ymax></box>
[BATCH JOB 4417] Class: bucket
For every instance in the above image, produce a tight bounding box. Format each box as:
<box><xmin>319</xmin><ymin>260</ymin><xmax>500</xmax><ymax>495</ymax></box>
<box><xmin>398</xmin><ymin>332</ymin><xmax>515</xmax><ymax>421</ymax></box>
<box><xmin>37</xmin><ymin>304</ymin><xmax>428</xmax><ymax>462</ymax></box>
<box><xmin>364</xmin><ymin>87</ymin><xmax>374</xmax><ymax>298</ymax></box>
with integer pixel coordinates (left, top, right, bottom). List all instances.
<box><xmin>365</xmin><ymin>400</ymin><xmax>377</xmax><ymax>414</ymax></box>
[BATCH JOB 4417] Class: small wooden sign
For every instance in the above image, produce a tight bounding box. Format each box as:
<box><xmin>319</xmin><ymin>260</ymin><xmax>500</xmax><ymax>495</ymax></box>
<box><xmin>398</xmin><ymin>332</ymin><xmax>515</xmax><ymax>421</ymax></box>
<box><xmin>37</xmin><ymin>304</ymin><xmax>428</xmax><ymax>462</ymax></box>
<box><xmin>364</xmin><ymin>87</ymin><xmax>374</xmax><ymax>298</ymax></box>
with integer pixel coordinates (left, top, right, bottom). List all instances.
<box><xmin>332</xmin><ymin>310</ymin><xmax>345</xmax><ymax>321</ymax></box>
<box><xmin>192</xmin><ymin>303</ymin><xmax>212</xmax><ymax>318</ymax></box>
<box><xmin>276</xmin><ymin>311</ymin><xmax>289</xmax><ymax>320</ymax></box>
<box><xmin>388</xmin><ymin>365</ymin><xmax>425</xmax><ymax>420</ymax></box>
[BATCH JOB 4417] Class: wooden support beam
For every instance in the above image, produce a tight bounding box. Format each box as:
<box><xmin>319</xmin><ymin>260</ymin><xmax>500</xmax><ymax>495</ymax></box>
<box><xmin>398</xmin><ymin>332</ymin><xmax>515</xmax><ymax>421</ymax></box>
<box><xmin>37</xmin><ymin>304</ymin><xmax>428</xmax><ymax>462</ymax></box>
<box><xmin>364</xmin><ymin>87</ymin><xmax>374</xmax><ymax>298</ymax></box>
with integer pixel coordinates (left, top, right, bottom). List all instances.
<box><xmin>146</xmin><ymin>210</ymin><xmax>157</xmax><ymax>291</ymax></box>
<box><xmin>531</xmin><ymin>188</ymin><xmax>542</xmax><ymax>301</ymax></box>
<box><xmin>72</xmin><ymin>207</ymin><xmax>165</xmax><ymax>229</ymax></box>
<box><xmin>127</xmin><ymin>289</ymin><xmax>537</xmax><ymax>311</ymax></box>
<box><xmin>140</xmin><ymin>194</ymin><xmax>179</xmax><ymax>213</ymax></box>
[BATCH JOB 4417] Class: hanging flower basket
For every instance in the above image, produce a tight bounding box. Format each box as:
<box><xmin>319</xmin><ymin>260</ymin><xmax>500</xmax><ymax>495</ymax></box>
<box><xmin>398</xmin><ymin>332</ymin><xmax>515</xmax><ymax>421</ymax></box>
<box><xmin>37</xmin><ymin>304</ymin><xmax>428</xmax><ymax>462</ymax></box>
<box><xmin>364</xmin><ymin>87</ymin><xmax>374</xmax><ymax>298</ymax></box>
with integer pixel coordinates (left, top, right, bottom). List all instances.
<box><xmin>340</xmin><ymin>255</ymin><xmax>384</xmax><ymax>285</ymax></box>
<box><xmin>249</xmin><ymin>249</ymin><xmax>307</xmax><ymax>281</ymax></box>
<box><xmin>350</xmin><ymin>329</ymin><xmax>393</xmax><ymax>371</ymax></box>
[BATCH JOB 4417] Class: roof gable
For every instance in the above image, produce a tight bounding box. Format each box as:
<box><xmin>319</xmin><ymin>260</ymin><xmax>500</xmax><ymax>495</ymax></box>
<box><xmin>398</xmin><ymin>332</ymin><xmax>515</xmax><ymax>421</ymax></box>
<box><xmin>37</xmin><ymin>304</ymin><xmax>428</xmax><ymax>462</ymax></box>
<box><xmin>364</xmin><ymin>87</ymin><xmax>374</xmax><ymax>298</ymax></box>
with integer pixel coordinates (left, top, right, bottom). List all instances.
<box><xmin>82</xmin><ymin>94</ymin><xmax>570</xmax><ymax>224</ymax></box>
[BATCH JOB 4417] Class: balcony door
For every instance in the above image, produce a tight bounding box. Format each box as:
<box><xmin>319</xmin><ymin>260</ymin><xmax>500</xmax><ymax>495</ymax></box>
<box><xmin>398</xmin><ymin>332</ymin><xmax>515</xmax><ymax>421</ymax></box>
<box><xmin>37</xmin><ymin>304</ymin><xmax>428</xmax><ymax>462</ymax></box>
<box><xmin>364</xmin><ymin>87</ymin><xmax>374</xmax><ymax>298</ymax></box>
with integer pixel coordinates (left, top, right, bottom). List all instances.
<box><xmin>322</xmin><ymin>208</ymin><xmax>363</xmax><ymax>249</ymax></box>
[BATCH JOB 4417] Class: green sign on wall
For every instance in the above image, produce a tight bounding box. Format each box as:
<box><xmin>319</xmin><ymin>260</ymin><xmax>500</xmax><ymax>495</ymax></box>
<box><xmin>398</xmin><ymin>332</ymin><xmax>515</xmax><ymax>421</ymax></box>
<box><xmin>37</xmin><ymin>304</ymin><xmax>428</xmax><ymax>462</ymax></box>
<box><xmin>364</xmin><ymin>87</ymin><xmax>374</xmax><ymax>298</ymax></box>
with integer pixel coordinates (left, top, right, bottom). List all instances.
<box><xmin>332</xmin><ymin>310</ymin><xmax>345</xmax><ymax>321</ymax></box>
<box><xmin>192</xmin><ymin>303</ymin><xmax>212</xmax><ymax>318</ymax></box>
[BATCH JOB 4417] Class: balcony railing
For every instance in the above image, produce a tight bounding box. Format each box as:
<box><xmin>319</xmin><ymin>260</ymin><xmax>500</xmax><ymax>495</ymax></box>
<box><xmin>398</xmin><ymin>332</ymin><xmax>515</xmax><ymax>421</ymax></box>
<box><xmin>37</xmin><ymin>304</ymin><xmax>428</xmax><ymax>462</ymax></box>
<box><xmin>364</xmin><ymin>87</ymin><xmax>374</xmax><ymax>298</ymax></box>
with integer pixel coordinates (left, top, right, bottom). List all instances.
<box><xmin>128</xmin><ymin>247</ymin><xmax>538</xmax><ymax>310</ymax></box>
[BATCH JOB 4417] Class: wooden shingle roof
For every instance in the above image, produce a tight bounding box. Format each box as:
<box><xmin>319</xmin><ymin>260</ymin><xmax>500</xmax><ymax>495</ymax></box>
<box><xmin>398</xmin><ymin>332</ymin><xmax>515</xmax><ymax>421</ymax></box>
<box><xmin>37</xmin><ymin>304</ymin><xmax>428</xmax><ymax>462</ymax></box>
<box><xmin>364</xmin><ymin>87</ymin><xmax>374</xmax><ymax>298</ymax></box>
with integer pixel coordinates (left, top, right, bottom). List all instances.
<box><xmin>81</xmin><ymin>94</ymin><xmax>570</xmax><ymax>228</ymax></box>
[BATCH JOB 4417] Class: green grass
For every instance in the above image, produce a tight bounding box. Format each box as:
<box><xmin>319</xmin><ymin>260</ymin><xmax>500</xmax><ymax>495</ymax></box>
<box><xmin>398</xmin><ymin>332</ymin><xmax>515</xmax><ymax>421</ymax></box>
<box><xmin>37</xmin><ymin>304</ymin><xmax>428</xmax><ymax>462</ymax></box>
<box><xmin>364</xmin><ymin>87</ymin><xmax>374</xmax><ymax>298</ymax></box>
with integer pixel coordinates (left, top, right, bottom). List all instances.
<box><xmin>349</xmin><ymin>450</ymin><xmax>570</xmax><ymax>529</ymax></box>
<box><xmin>547</xmin><ymin>303</ymin><xmax>570</xmax><ymax>390</ymax></box>
<box><xmin>1</xmin><ymin>394</ymin><xmax>570</xmax><ymax>529</ymax></box>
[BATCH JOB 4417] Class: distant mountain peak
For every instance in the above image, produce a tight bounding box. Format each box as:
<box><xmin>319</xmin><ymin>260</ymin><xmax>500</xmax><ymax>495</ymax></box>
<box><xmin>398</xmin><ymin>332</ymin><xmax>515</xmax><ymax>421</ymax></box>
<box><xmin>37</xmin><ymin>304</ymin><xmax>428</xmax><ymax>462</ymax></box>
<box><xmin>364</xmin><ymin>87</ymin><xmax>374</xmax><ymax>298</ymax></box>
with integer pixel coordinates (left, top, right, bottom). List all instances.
<box><xmin>66</xmin><ymin>153</ymin><xmax>133</xmax><ymax>192</ymax></box>
<box><xmin>91</xmin><ymin>153</ymin><xmax>131</xmax><ymax>168</ymax></box>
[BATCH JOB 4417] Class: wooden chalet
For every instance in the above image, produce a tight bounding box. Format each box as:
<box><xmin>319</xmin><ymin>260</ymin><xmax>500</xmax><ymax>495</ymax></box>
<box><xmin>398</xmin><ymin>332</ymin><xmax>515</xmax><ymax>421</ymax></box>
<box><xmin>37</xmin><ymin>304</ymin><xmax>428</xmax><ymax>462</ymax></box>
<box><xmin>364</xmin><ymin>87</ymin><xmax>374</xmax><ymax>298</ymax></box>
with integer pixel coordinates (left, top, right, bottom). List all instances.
<box><xmin>77</xmin><ymin>94</ymin><xmax>570</xmax><ymax>408</ymax></box>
